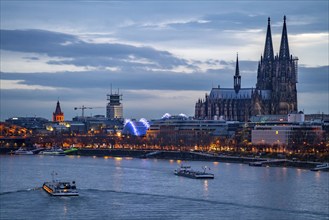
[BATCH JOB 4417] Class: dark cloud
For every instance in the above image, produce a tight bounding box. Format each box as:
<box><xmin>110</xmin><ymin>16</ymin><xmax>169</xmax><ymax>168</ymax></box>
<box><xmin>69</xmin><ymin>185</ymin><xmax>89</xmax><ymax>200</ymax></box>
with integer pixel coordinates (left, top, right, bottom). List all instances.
<box><xmin>1</xmin><ymin>68</ymin><xmax>231</xmax><ymax>91</ymax></box>
<box><xmin>298</xmin><ymin>66</ymin><xmax>329</xmax><ymax>93</ymax></box>
<box><xmin>1</xmin><ymin>29</ymin><xmax>188</xmax><ymax>70</ymax></box>
<box><xmin>164</xmin><ymin>3</ymin><xmax>328</xmax><ymax>34</ymax></box>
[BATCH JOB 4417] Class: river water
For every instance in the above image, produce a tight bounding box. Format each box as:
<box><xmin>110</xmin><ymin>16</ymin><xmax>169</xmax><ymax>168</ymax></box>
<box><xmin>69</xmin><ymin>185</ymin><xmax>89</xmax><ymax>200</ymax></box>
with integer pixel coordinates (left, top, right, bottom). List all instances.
<box><xmin>0</xmin><ymin>155</ymin><xmax>328</xmax><ymax>220</ymax></box>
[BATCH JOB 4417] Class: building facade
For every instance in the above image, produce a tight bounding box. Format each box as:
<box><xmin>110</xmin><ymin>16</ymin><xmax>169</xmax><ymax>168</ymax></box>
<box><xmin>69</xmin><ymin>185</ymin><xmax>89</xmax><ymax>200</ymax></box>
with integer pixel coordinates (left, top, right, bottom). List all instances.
<box><xmin>195</xmin><ymin>16</ymin><xmax>298</xmax><ymax>121</ymax></box>
<box><xmin>252</xmin><ymin>124</ymin><xmax>323</xmax><ymax>146</ymax></box>
<box><xmin>106</xmin><ymin>92</ymin><xmax>123</xmax><ymax>119</ymax></box>
<box><xmin>146</xmin><ymin>114</ymin><xmax>242</xmax><ymax>149</ymax></box>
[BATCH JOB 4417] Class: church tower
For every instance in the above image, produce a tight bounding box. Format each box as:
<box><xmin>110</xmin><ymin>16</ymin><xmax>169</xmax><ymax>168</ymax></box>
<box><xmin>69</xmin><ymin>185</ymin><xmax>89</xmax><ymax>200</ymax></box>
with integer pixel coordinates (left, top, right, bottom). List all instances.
<box><xmin>272</xmin><ymin>16</ymin><xmax>298</xmax><ymax>114</ymax></box>
<box><xmin>53</xmin><ymin>100</ymin><xmax>64</xmax><ymax>122</ymax></box>
<box><xmin>234</xmin><ymin>54</ymin><xmax>241</xmax><ymax>93</ymax></box>
<box><xmin>256</xmin><ymin>17</ymin><xmax>274</xmax><ymax>91</ymax></box>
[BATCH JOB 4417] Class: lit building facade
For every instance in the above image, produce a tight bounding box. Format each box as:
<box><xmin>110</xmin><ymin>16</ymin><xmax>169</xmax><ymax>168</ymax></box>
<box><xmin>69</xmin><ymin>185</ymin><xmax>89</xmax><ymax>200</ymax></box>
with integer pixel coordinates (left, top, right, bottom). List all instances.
<box><xmin>146</xmin><ymin>114</ymin><xmax>242</xmax><ymax>147</ymax></box>
<box><xmin>251</xmin><ymin>113</ymin><xmax>324</xmax><ymax>146</ymax></box>
<box><xmin>252</xmin><ymin>124</ymin><xmax>323</xmax><ymax>146</ymax></box>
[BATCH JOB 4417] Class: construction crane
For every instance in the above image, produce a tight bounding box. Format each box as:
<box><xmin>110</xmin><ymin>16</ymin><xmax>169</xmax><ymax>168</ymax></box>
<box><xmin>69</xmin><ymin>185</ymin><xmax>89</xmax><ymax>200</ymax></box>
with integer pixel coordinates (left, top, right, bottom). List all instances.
<box><xmin>74</xmin><ymin>105</ymin><xmax>103</xmax><ymax>118</ymax></box>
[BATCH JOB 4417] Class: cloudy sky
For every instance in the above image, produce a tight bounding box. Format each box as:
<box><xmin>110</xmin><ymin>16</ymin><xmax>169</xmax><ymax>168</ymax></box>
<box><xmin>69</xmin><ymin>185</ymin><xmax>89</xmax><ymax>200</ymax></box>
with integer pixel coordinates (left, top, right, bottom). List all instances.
<box><xmin>1</xmin><ymin>1</ymin><xmax>328</xmax><ymax>121</ymax></box>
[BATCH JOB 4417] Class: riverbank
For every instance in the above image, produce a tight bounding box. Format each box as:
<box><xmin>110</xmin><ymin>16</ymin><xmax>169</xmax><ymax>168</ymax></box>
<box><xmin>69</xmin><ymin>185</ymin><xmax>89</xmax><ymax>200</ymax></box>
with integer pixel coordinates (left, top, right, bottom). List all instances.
<box><xmin>1</xmin><ymin>147</ymin><xmax>327</xmax><ymax>170</ymax></box>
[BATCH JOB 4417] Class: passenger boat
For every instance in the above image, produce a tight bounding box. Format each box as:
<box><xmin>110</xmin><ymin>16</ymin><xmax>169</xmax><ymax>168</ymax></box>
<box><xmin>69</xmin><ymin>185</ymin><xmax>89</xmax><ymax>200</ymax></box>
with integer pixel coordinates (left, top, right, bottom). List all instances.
<box><xmin>40</xmin><ymin>147</ymin><xmax>65</xmax><ymax>156</ymax></box>
<box><xmin>310</xmin><ymin>163</ymin><xmax>329</xmax><ymax>172</ymax></box>
<box><xmin>174</xmin><ymin>165</ymin><xmax>214</xmax><ymax>179</ymax></box>
<box><xmin>42</xmin><ymin>172</ymin><xmax>79</xmax><ymax>196</ymax></box>
<box><xmin>14</xmin><ymin>147</ymin><xmax>34</xmax><ymax>155</ymax></box>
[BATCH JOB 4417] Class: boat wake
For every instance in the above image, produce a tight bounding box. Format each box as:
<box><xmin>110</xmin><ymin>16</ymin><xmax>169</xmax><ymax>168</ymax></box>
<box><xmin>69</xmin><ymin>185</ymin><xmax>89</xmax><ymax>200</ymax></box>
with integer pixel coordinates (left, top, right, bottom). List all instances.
<box><xmin>0</xmin><ymin>187</ymin><xmax>41</xmax><ymax>196</ymax></box>
<box><xmin>80</xmin><ymin>188</ymin><xmax>327</xmax><ymax>218</ymax></box>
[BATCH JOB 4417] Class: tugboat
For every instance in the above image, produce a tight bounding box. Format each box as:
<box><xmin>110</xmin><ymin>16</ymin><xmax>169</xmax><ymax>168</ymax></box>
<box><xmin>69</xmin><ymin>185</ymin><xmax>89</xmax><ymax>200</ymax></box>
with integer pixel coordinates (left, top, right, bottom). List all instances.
<box><xmin>174</xmin><ymin>164</ymin><xmax>214</xmax><ymax>179</ymax></box>
<box><xmin>42</xmin><ymin>172</ymin><xmax>79</xmax><ymax>196</ymax></box>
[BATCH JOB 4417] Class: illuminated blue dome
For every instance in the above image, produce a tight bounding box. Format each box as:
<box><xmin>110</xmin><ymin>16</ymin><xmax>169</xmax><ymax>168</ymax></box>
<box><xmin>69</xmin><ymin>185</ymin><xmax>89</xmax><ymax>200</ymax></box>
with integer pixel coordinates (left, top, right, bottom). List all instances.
<box><xmin>162</xmin><ymin>113</ymin><xmax>171</xmax><ymax>119</ymax></box>
<box><xmin>122</xmin><ymin>119</ymin><xmax>149</xmax><ymax>136</ymax></box>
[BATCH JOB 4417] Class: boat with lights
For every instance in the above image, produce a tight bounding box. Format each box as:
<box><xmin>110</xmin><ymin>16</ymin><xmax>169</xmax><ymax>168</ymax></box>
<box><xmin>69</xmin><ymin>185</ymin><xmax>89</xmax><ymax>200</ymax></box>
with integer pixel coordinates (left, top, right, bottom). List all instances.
<box><xmin>40</xmin><ymin>147</ymin><xmax>65</xmax><ymax>156</ymax></box>
<box><xmin>174</xmin><ymin>164</ymin><xmax>214</xmax><ymax>179</ymax></box>
<box><xmin>310</xmin><ymin>163</ymin><xmax>329</xmax><ymax>172</ymax></box>
<box><xmin>14</xmin><ymin>147</ymin><xmax>34</xmax><ymax>155</ymax></box>
<box><xmin>42</xmin><ymin>172</ymin><xmax>79</xmax><ymax>196</ymax></box>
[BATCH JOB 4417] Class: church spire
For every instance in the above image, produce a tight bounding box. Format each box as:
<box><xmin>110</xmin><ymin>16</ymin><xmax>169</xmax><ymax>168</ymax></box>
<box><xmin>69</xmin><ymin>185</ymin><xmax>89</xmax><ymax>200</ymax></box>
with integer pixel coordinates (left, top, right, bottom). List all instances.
<box><xmin>263</xmin><ymin>17</ymin><xmax>274</xmax><ymax>61</ymax></box>
<box><xmin>53</xmin><ymin>100</ymin><xmax>64</xmax><ymax>122</ymax></box>
<box><xmin>54</xmin><ymin>100</ymin><xmax>62</xmax><ymax>115</ymax></box>
<box><xmin>279</xmin><ymin>15</ymin><xmax>290</xmax><ymax>60</ymax></box>
<box><xmin>234</xmin><ymin>53</ymin><xmax>241</xmax><ymax>93</ymax></box>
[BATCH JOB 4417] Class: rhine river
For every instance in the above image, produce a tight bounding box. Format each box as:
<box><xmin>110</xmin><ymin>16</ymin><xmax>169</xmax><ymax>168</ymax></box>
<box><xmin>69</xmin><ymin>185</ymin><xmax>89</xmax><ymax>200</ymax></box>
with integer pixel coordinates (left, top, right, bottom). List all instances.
<box><xmin>0</xmin><ymin>155</ymin><xmax>328</xmax><ymax>220</ymax></box>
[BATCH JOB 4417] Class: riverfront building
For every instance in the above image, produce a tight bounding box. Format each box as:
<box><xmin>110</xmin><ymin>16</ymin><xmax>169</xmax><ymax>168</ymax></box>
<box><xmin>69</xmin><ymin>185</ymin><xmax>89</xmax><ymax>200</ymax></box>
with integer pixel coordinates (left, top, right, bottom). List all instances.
<box><xmin>195</xmin><ymin>16</ymin><xmax>298</xmax><ymax>121</ymax></box>
<box><xmin>146</xmin><ymin>114</ymin><xmax>242</xmax><ymax>148</ymax></box>
<box><xmin>251</xmin><ymin>113</ymin><xmax>324</xmax><ymax>146</ymax></box>
<box><xmin>5</xmin><ymin>117</ymin><xmax>49</xmax><ymax>130</ymax></box>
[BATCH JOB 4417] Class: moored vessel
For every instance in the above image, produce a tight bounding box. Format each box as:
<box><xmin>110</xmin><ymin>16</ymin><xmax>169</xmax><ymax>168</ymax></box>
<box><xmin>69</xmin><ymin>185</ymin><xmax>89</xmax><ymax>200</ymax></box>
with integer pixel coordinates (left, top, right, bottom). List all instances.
<box><xmin>42</xmin><ymin>172</ymin><xmax>79</xmax><ymax>196</ymax></box>
<box><xmin>310</xmin><ymin>163</ymin><xmax>329</xmax><ymax>172</ymax></box>
<box><xmin>40</xmin><ymin>147</ymin><xmax>65</xmax><ymax>156</ymax></box>
<box><xmin>14</xmin><ymin>147</ymin><xmax>34</xmax><ymax>155</ymax></box>
<box><xmin>174</xmin><ymin>164</ymin><xmax>214</xmax><ymax>179</ymax></box>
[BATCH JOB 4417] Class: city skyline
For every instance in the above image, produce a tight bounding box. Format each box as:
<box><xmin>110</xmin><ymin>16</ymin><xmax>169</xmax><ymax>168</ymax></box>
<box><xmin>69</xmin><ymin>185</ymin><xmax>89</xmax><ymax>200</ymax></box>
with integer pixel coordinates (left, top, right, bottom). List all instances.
<box><xmin>1</xmin><ymin>1</ymin><xmax>328</xmax><ymax>121</ymax></box>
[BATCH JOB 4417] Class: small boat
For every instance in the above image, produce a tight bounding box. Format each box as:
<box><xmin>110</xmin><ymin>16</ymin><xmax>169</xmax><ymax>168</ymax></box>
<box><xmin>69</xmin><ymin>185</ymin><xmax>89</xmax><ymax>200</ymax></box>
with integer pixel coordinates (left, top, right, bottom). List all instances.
<box><xmin>14</xmin><ymin>147</ymin><xmax>34</xmax><ymax>155</ymax></box>
<box><xmin>310</xmin><ymin>163</ymin><xmax>329</xmax><ymax>172</ymax></box>
<box><xmin>40</xmin><ymin>147</ymin><xmax>65</xmax><ymax>156</ymax></box>
<box><xmin>249</xmin><ymin>161</ymin><xmax>263</xmax><ymax>167</ymax></box>
<box><xmin>42</xmin><ymin>172</ymin><xmax>79</xmax><ymax>196</ymax></box>
<box><xmin>174</xmin><ymin>165</ymin><xmax>214</xmax><ymax>179</ymax></box>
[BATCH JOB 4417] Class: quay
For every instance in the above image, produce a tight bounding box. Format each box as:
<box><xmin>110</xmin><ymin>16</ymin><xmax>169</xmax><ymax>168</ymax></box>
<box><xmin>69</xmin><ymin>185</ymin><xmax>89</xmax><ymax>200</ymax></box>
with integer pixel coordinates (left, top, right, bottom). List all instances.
<box><xmin>1</xmin><ymin>147</ymin><xmax>326</xmax><ymax>170</ymax></box>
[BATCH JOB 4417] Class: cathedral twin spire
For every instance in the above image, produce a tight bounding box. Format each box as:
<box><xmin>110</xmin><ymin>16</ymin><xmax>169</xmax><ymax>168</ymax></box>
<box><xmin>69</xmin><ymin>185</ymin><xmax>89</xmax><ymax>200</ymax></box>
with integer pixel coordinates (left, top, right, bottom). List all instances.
<box><xmin>279</xmin><ymin>16</ymin><xmax>290</xmax><ymax>60</ymax></box>
<box><xmin>263</xmin><ymin>17</ymin><xmax>274</xmax><ymax>61</ymax></box>
<box><xmin>256</xmin><ymin>15</ymin><xmax>292</xmax><ymax>91</ymax></box>
<box><xmin>263</xmin><ymin>16</ymin><xmax>290</xmax><ymax>61</ymax></box>
<box><xmin>234</xmin><ymin>53</ymin><xmax>241</xmax><ymax>93</ymax></box>
<box><xmin>236</xmin><ymin>16</ymin><xmax>290</xmax><ymax>92</ymax></box>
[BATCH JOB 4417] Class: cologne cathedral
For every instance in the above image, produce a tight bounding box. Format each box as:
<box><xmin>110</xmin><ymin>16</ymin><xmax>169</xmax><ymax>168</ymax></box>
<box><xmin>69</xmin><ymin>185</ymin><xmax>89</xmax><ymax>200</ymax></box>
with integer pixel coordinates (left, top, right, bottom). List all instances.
<box><xmin>195</xmin><ymin>16</ymin><xmax>298</xmax><ymax>122</ymax></box>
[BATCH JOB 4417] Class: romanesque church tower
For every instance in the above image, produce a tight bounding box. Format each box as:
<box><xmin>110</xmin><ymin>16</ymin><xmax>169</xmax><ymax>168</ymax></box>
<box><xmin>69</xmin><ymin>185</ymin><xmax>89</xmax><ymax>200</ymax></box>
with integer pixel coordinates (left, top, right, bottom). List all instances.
<box><xmin>53</xmin><ymin>100</ymin><xmax>64</xmax><ymax>122</ymax></box>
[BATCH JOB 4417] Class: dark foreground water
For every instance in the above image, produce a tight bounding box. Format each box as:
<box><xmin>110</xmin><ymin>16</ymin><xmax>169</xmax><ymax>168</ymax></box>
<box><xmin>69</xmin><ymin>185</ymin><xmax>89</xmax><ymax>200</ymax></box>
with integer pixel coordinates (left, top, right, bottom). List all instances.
<box><xmin>0</xmin><ymin>155</ymin><xmax>328</xmax><ymax>220</ymax></box>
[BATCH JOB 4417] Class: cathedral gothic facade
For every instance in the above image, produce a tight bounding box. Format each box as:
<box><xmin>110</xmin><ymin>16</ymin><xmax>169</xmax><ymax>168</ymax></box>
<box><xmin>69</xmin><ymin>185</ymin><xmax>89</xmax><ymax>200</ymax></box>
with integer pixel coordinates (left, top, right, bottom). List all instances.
<box><xmin>195</xmin><ymin>16</ymin><xmax>298</xmax><ymax>122</ymax></box>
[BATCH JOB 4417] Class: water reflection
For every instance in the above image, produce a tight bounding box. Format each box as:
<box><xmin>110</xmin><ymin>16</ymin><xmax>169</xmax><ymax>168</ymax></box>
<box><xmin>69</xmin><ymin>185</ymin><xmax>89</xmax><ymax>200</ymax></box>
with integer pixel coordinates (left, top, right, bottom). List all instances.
<box><xmin>115</xmin><ymin>157</ymin><xmax>122</xmax><ymax>166</ymax></box>
<box><xmin>63</xmin><ymin>204</ymin><xmax>68</xmax><ymax>215</ymax></box>
<box><xmin>315</xmin><ymin>171</ymin><xmax>321</xmax><ymax>182</ymax></box>
<box><xmin>203</xmin><ymin>180</ymin><xmax>209</xmax><ymax>198</ymax></box>
<box><xmin>203</xmin><ymin>180</ymin><xmax>208</xmax><ymax>192</ymax></box>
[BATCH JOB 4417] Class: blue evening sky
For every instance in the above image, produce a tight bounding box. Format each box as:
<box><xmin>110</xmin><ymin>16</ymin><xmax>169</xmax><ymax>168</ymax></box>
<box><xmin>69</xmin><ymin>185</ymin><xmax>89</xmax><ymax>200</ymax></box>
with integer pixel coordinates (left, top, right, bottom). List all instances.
<box><xmin>1</xmin><ymin>1</ymin><xmax>328</xmax><ymax>120</ymax></box>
